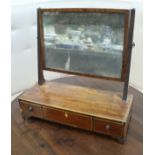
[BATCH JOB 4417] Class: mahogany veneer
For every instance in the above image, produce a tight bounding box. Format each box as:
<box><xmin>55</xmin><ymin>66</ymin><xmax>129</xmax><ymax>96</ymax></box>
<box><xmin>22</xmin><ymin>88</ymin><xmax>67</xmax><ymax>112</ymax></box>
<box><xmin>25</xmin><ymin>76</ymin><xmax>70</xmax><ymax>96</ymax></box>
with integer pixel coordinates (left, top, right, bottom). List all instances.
<box><xmin>18</xmin><ymin>81</ymin><xmax>133</xmax><ymax>143</ymax></box>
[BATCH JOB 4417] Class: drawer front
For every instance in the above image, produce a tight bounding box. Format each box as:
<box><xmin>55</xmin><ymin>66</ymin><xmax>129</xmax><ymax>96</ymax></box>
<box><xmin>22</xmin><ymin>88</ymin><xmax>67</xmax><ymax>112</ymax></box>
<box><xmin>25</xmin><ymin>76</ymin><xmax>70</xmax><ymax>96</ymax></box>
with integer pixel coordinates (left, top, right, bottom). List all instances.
<box><xmin>43</xmin><ymin>107</ymin><xmax>92</xmax><ymax>130</ymax></box>
<box><xmin>19</xmin><ymin>100</ymin><xmax>43</xmax><ymax>118</ymax></box>
<box><xmin>93</xmin><ymin>118</ymin><xmax>124</xmax><ymax>137</ymax></box>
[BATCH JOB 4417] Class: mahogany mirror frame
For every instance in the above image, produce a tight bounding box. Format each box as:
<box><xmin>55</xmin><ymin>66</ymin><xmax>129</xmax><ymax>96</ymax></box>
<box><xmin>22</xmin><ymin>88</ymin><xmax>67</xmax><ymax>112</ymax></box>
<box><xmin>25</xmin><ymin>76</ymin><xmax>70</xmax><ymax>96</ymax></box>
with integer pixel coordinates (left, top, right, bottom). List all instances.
<box><xmin>37</xmin><ymin>8</ymin><xmax>135</xmax><ymax>100</ymax></box>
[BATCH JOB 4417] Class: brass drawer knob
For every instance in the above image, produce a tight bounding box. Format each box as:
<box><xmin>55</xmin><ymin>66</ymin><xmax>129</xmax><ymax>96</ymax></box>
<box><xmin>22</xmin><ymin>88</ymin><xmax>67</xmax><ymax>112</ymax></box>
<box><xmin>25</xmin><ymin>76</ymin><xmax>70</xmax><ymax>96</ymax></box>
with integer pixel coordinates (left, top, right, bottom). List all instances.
<box><xmin>105</xmin><ymin>124</ymin><xmax>111</xmax><ymax>130</ymax></box>
<box><xmin>28</xmin><ymin>106</ymin><xmax>33</xmax><ymax>112</ymax></box>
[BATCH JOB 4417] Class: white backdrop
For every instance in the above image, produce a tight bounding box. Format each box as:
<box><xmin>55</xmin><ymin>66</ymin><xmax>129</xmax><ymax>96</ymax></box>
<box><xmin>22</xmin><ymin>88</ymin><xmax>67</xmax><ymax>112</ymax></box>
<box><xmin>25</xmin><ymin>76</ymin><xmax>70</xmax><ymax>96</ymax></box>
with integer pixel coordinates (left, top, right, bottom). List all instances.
<box><xmin>11</xmin><ymin>0</ymin><xmax>143</xmax><ymax>95</ymax></box>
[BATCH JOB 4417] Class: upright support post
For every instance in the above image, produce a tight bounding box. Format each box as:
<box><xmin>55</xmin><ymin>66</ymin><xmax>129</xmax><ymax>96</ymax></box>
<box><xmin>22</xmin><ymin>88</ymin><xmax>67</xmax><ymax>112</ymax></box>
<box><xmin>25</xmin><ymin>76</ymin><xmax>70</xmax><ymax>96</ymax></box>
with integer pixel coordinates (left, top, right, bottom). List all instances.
<box><xmin>37</xmin><ymin>8</ymin><xmax>45</xmax><ymax>85</ymax></box>
<box><xmin>123</xmin><ymin>9</ymin><xmax>135</xmax><ymax>100</ymax></box>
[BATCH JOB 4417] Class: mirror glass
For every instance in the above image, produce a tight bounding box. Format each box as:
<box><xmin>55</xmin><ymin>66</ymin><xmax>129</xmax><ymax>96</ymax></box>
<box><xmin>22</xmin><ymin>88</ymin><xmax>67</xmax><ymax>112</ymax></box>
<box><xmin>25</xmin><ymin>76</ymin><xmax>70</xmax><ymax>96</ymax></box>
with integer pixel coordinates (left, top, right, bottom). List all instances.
<box><xmin>43</xmin><ymin>11</ymin><xmax>125</xmax><ymax>78</ymax></box>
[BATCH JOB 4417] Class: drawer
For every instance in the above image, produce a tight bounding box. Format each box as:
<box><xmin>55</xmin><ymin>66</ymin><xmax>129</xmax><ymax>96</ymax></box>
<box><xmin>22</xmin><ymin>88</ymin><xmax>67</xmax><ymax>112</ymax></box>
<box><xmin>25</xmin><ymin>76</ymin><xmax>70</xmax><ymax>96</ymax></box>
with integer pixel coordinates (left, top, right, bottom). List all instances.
<box><xmin>43</xmin><ymin>107</ymin><xmax>92</xmax><ymax>130</ymax></box>
<box><xmin>19</xmin><ymin>100</ymin><xmax>43</xmax><ymax>118</ymax></box>
<box><xmin>93</xmin><ymin>118</ymin><xmax>124</xmax><ymax>137</ymax></box>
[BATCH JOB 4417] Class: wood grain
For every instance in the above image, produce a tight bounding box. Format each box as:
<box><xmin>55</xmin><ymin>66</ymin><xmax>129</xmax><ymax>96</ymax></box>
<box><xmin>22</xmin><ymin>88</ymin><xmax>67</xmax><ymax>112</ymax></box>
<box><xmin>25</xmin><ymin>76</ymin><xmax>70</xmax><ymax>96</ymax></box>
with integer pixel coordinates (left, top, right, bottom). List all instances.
<box><xmin>20</xmin><ymin>101</ymin><xmax>43</xmax><ymax>119</ymax></box>
<box><xmin>12</xmin><ymin>76</ymin><xmax>143</xmax><ymax>155</ymax></box>
<box><xmin>37</xmin><ymin>8</ymin><xmax>45</xmax><ymax>85</ymax></box>
<box><xmin>43</xmin><ymin>107</ymin><xmax>92</xmax><ymax>131</ymax></box>
<box><xmin>93</xmin><ymin>118</ymin><xmax>124</xmax><ymax>137</ymax></box>
<box><xmin>19</xmin><ymin>81</ymin><xmax>132</xmax><ymax>122</ymax></box>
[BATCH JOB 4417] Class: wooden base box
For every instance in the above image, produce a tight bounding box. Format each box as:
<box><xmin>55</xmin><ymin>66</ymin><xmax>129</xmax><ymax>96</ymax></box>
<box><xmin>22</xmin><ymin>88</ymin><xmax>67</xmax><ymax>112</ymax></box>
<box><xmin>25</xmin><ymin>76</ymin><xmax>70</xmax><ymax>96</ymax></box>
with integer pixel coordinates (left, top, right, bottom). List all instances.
<box><xmin>18</xmin><ymin>81</ymin><xmax>133</xmax><ymax>143</ymax></box>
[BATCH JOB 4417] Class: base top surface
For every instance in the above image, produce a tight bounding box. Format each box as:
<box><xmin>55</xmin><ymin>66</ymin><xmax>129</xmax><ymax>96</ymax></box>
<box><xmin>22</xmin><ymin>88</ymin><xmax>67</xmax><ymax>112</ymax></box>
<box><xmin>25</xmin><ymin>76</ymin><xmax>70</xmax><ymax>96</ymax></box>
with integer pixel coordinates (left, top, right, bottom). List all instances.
<box><xmin>19</xmin><ymin>81</ymin><xmax>133</xmax><ymax>122</ymax></box>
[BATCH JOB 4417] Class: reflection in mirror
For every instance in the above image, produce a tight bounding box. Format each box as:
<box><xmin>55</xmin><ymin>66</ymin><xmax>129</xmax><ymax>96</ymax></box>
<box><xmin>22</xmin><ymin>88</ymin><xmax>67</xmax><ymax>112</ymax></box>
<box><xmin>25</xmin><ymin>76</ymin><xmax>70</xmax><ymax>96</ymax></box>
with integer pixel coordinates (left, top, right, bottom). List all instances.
<box><xmin>43</xmin><ymin>11</ymin><xmax>125</xmax><ymax>78</ymax></box>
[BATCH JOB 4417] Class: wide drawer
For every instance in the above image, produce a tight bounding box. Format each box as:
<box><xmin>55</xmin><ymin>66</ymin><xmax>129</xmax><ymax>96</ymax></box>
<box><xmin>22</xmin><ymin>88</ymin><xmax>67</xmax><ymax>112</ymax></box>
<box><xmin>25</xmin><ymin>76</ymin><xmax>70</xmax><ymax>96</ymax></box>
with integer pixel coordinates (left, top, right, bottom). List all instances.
<box><xmin>19</xmin><ymin>100</ymin><xmax>43</xmax><ymax>118</ymax></box>
<box><xmin>93</xmin><ymin>118</ymin><xmax>124</xmax><ymax>137</ymax></box>
<box><xmin>43</xmin><ymin>107</ymin><xmax>92</xmax><ymax>130</ymax></box>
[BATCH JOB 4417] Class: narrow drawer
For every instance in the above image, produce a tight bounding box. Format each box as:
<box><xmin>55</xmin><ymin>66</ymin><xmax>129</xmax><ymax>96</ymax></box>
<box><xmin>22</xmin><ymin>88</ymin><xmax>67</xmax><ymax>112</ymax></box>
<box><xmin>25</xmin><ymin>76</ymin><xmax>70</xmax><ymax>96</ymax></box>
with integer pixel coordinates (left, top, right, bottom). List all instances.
<box><xmin>19</xmin><ymin>100</ymin><xmax>43</xmax><ymax>118</ymax></box>
<box><xmin>93</xmin><ymin>118</ymin><xmax>124</xmax><ymax>137</ymax></box>
<box><xmin>43</xmin><ymin>107</ymin><xmax>92</xmax><ymax>130</ymax></box>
